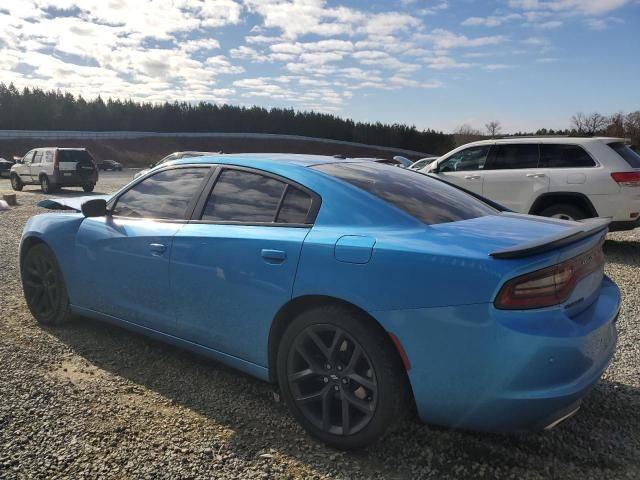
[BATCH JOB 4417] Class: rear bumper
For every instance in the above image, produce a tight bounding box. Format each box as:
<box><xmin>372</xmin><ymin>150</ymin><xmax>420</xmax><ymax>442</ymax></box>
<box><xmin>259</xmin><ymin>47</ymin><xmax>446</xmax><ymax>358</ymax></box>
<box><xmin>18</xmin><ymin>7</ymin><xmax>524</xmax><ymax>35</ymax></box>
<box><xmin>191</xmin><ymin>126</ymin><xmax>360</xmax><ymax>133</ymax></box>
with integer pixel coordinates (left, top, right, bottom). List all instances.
<box><xmin>375</xmin><ymin>276</ymin><xmax>620</xmax><ymax>432</ymax></box>
<box><xmin>52</xmin><ymin>171</ymin><xmax>97</xmax><ymax>186</ymax></box>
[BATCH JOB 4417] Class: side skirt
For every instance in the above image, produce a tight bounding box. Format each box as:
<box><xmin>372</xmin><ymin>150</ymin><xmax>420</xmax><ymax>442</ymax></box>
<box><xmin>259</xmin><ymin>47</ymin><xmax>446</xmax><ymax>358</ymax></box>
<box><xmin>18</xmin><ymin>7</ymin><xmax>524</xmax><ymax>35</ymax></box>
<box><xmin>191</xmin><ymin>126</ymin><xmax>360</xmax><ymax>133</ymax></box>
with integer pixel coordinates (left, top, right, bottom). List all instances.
<box><xmin>71</xmin><ymin>305</ymin><xmax>271</xmax><ymax>382</ymax></box>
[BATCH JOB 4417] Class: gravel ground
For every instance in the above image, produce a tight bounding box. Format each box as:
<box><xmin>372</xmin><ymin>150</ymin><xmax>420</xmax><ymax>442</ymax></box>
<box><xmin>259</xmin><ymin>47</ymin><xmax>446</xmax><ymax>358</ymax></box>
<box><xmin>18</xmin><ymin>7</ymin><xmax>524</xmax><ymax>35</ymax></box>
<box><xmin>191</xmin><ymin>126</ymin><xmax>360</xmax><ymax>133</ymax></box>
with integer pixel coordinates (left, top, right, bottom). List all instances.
<box><xmin>1</xmin><ymin>172</ymin><xmax>639</xmax><ymax>479</ymax></box>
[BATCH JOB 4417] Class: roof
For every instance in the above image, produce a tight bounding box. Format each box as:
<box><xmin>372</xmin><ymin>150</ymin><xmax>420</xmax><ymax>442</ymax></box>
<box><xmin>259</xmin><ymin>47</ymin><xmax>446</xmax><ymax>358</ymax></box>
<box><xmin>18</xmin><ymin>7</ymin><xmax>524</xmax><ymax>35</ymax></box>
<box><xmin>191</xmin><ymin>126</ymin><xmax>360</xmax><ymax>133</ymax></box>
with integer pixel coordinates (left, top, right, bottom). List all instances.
<box><xmin>459</xmin><ymin>136</ymin><xmax>626</xmax><ymax>147</ymax></box>
<box><xmin>173</xmin><ymin>153</ymin><xmax>365</xmax><ymax>168</ymax></box>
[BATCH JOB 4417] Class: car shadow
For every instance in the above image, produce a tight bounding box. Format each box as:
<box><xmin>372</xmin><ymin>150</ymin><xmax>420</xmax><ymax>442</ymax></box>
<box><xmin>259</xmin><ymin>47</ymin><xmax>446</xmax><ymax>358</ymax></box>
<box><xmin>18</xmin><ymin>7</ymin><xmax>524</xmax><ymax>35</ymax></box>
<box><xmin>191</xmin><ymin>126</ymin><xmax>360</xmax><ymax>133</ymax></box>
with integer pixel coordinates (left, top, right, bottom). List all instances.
<box><xmin>604</xmin><ymin>238</ymin><xmax>640</xmax><ymax>268</ymax></box>
<box><xmin>45</xmin><ymin>317</ymin><xmax>640</xmax><ymax>479</ymax></box>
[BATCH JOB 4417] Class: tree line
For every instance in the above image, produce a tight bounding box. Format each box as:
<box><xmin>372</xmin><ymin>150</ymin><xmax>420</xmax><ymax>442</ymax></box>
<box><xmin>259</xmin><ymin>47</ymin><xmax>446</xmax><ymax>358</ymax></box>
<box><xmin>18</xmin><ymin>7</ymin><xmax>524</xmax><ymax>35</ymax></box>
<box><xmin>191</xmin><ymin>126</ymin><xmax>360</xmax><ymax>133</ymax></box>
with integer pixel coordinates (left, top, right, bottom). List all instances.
<box><xmin>0</xmin><ymin>83</ymin><xmax>454</xmax><ymax>154</ymax></box>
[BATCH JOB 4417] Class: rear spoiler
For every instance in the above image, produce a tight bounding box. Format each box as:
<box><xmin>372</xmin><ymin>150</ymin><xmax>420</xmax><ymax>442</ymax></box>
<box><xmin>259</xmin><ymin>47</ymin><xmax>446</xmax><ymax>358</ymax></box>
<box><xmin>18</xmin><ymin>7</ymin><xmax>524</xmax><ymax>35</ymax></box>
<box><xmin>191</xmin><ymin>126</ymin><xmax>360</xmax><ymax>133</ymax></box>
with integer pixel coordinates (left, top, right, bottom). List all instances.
<box><xmin>490</xmin><ymin>214</ymin><xmax>610</xmax><ymax>259</ymax></box>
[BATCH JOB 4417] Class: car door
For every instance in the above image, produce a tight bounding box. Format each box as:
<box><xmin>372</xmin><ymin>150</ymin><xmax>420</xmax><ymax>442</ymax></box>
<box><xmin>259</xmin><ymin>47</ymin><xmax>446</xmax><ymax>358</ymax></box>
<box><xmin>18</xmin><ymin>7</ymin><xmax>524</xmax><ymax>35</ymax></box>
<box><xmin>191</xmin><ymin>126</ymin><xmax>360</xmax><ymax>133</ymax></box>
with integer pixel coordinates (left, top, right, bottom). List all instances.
<box><xmin>481</xmin><ymin>143</ymin><xmax>549</xmax><ymax>213</ymax></box>
<box><xmin>29</xmin><ymin>150</ymin><xmax>44</xmax><ymax>181</ymax></box>
<box><xmin>432</xmin><ymin>145</ymin><xmax>492</xmax><ymax>195</ymax></box>
<box><xmin>170</xmin><ymin>166</ymin><xmax>318</xmax><ymax>367</ymax></box>
<box><xmin>73</xmin><ymin>165</ymin><xmax>212</xmax><ymax>333</ymax></box>
<box><xmin>19</xmin><ymin>150</ymin><xmax>35</xmax><ymax>182</ymax></box>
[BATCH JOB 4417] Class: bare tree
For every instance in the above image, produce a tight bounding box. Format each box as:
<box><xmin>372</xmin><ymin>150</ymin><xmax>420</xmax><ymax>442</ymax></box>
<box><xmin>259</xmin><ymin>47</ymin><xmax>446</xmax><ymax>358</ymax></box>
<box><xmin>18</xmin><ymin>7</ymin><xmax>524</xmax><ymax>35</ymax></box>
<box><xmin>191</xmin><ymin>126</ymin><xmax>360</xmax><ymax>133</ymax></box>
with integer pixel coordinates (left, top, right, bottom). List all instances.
<box><xmin>571</xmin><ymin>112</ymin><xmax>608</xmax><ymax>135</ymax></box>
<box><xmin>607</xmin><ymin>112</ymin><xmax>626</xmax><ymax>138</ymax></box>
<box><xmin>625</xmin><ymin>111</ymin><xmax>640</xmax><ymax>145</ymax></box>
<box><xmin>453</xmin><ymin>124</ymin><xmax>483</xmax><ymax>146</ymax></box>
<box><xmin>485</xmin><ymin>120</ymin><xmax>501</xmax><ymax>137</ymax></box>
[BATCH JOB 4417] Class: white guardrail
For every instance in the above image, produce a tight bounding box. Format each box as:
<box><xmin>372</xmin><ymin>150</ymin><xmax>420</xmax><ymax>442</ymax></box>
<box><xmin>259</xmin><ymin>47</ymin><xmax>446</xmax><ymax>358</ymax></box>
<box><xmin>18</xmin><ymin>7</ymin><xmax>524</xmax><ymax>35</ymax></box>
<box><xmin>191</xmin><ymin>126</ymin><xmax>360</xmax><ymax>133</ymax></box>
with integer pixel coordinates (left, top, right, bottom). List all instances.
<box><xmin>0</xmin><ymin>130</ymin><xmax>434</xmax><ymax>157</ymax></box>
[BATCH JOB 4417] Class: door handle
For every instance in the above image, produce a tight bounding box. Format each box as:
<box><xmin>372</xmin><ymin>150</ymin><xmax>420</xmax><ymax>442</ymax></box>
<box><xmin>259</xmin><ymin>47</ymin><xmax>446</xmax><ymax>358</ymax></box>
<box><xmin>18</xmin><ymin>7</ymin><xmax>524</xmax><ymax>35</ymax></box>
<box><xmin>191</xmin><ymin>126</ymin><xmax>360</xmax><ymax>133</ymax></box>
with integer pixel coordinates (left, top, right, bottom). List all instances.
<box><xmin>149</xmin><ymin>243</ymin><xmax>166</xmax><ymax>256</ymax></box>
<box><xmin>526</xmin><ymin>173</ymin><xmax>546</xmax><ymax>178</ymax></box>
<box><xmin>464</xmin><ymin>175</ymin><xmax>481</xmax><ymax>180</ymax></box>
<box><xmin>261</xmin><ymin>249</ymin><xmax>286</xmax><ymax>263</ymax></box>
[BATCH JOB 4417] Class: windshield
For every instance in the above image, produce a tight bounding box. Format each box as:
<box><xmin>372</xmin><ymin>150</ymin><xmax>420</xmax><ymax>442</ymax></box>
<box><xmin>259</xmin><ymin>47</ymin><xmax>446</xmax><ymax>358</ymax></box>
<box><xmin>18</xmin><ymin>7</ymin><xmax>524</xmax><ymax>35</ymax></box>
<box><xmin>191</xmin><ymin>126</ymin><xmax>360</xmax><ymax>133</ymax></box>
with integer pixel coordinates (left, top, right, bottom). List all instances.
<box><xmin>608</xmin><ymin>142</ymin><xmax>640</xmax><ymax>168</ymax></box>
<box><xmin>313</xmin><ymin>162</ymin><xmax>497</xmax><ymax>225</ymax></box>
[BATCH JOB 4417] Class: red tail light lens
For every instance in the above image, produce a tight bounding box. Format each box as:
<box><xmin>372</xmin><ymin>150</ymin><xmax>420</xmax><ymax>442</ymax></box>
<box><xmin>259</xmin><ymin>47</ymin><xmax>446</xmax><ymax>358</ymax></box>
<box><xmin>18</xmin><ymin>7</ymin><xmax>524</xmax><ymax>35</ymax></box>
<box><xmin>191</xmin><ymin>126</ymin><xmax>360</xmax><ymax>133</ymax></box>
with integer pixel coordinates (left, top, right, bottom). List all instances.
<box><xmin>495</xmin><ymin>245</ymin><xmax>604</xmax><ymax>309</ymax></box>
<box><xmin>611</xmin><ymin>171</ymin><xmax>640</xmax><ymax>187</ymax></box>
<box><xmin>53</xmin><ymin>150</ymin><xmax>60</xmax><ymax>171</ymax></box>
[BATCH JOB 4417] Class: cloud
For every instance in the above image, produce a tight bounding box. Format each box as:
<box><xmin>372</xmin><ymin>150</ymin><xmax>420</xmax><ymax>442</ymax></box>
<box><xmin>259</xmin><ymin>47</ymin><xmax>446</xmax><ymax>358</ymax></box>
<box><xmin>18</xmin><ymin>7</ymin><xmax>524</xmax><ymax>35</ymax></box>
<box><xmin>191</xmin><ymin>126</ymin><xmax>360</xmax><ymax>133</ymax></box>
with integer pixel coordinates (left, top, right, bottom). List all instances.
<box><xmin>507</xmin><ymin>0</ymin><xmax>631</xmax><ymax>15</ymax></box>
<box><xmin>461</xmin><ymin>14</ymin><xmax>521</xmax><ymax>27</ymax></box>
<box><xmin>418</xmin><ymin>29</ymin><xmax>508</xmax><ymax>50</ymax></box>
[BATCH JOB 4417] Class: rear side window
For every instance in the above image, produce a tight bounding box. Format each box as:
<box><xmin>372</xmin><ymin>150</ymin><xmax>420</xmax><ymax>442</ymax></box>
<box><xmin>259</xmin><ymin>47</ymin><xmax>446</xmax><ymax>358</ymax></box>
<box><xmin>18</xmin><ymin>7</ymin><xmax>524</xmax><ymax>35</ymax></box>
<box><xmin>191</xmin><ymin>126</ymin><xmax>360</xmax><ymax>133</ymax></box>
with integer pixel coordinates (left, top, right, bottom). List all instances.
<box><xmin>277</xmin><ymin>187</ymin><xmax>313</xmax><ymax>224</ymax></box>
<box><xmin>313</xmin><ymin>163</ymin><xmax>496</xmax><ymax>225</ymax></box>
<box><xmin>608</xmin><ymin>142</ymin><xmax>640</xmax><ymax>168</ymax></box>
<box><xmin>33</xmin><ymin>151</ymin><xmax>43</xmax><ymax>164</ymax></box>
<box><xmin>540</xmin><ymin>144</ymin><xmax>595</xmax><ymax>168</ymax></box>
<box><xmin>112</xmin><ymin>168</ymin><xmax>208</xmax><ymax>219</ymax></box>
<box><xmin>202</xmin><ymin>169</ymin><xmax>286</xmax><ymax>223</ymax></box>
<box><xmin>44</xmin><ymin>151</ymin><xmax>54</xmax><ymax>163</ymax></box>
<box><xmin>488</xmin><ymin>144</ymin><xmax>539</xmax><ymax>170</ymax></box>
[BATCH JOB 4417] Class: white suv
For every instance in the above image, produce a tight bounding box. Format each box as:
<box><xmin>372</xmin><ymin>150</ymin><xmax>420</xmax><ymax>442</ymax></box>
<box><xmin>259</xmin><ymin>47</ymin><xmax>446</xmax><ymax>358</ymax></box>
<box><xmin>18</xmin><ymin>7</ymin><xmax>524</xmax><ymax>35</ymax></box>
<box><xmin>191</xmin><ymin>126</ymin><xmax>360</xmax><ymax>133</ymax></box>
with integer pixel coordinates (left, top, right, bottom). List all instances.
<box><xmin>10</xmin><ymin>147</ymin><xmax>98</xmax><ymax>194</ymax></box>
<box><xmin>422</xmin><ymin>137</ymin><xmax>640</xmax><ymax>231</ymax></box>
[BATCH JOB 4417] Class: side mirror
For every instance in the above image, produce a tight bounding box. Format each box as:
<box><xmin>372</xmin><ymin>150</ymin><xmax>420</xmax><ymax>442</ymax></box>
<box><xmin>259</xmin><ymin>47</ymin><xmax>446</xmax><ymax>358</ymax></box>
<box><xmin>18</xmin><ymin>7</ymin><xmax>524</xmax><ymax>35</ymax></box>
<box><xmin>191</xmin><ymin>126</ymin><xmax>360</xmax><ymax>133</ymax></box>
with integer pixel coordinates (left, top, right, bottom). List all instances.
<box><xmin>81</xmin><ymin>199</ymin><xmax>107</xmax><ymax>217</ymax></box>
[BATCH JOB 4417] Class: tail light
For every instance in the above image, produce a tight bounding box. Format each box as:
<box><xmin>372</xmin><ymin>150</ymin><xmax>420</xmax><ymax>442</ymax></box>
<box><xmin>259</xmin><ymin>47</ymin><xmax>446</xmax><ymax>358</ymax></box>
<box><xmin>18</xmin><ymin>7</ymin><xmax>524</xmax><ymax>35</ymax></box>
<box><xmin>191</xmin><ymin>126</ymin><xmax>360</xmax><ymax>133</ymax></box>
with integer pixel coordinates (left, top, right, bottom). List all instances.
<box><xmin>495</xmin><ymin>245</ymin><xmax>604</xmax><ymax>309</ymax></box>
<box><xmin>53</xmin><ymin>150</ymin><xmax>60</xmax><ymax>171</ymax></box>
<box><xmin>611</xmin><ymin>171</ymin><xmax>640</xmax><ymax>187</ymax></box>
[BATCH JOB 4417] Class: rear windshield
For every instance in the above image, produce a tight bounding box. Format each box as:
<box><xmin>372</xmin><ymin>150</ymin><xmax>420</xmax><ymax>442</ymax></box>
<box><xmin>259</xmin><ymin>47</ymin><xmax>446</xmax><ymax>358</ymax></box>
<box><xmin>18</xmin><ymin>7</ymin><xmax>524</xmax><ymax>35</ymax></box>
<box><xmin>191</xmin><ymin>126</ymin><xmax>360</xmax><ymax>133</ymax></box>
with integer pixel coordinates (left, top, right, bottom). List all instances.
<box><xmin>58</xmin><ymin>150</ymin><xmax>95</xmax><ymax>165</ymax></box>
<box><xmin>608</xmin><ymin>142</ymin><xmax>640</xmax><ymax>168</ymax></box>
<box><xmin>312</xmin><ymin>162</ymin><xmax>497</xmax><ymax>225</ymax></box>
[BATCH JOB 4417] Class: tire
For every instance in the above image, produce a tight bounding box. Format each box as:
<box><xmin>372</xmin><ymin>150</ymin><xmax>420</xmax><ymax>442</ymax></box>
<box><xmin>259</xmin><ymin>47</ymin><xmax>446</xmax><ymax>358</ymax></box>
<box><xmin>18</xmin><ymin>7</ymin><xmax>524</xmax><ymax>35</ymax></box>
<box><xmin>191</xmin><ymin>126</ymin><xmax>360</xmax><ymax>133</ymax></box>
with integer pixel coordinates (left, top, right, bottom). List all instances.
<box><xmin>10</xmin><ymin>173</ymin><xmax>23</xmax><ymax>191</ymax></box>
<box><xmin>83</xmin><ymin>184</ymin><xmax>95</xmax><ymax>192</ymax></box>
<box><xmin>21</xmin><ymin>243</ymin><xmax>74</xmax><ymax>326</ymax></box>
<box><xmin>276</xmin><ymin>305</ymin><xmax>409</xmax><ymax>450</ymax></box>
<box><xmin>539</xmin><ymin>203</ymin><xmax>588</xmax><ymax>221</ymax></box>
<box><xmin>40</xmin><ymin>175</ymin><xmax>56</xmax><ymax>194</ymax></box>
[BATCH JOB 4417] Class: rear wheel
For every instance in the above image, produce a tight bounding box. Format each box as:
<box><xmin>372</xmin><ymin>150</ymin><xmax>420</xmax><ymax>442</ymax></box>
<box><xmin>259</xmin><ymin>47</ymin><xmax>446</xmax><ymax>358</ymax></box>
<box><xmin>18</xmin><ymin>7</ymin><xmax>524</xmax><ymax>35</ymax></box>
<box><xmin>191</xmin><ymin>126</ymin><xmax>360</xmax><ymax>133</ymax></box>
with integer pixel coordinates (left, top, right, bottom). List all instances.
<box><xmin>539</xmin><ymin>203</ymin><xmax>588</xmax><ymax>221</ymax></box>
<box><xmin>83</xmin><ymin>184</ymin><xmax>95</xmax><ymax>192</ymax></box>
<box><xmin>10</xmin><ymin>173</ymin><xmax>23</xmax><ymax>191</ymax></box>
<box><xmin>40</xmin><ymin>175</ymin><xmax>56</xmax><ymax>194</ymax></box>
<box><xmin>21</xmin><ymin>243</ymin><xmax>74</xmax><ymax>325</ymax></box>
<box><xmin>277</xmin><ymin>305</ymin><xmax>408</xmax><ymax>450</ymax></box>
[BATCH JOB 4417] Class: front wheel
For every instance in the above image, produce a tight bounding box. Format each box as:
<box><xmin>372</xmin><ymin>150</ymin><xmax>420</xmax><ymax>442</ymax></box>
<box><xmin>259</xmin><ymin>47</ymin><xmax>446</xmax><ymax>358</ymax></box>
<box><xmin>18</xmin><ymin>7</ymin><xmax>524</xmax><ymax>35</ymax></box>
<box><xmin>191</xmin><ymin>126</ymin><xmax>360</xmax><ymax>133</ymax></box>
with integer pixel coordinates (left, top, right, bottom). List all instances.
<box><xmin>277</xmin><ymin>305</ymin><xmax>409</xmax><ymax>450</ymax></box>
<box><xmin>83</xmin><ymin>184</ymin><xmax>95</xmax><ymax>192</ymax></box>
<box><xmin>21</xmin><ymin>243</ymin><xmax>74</xmax><ymax>325</ymax></box>
<box><xmin>11</xmin><ymin>174</ymin><xmax>23</xmax><ymax>191</ymax></box>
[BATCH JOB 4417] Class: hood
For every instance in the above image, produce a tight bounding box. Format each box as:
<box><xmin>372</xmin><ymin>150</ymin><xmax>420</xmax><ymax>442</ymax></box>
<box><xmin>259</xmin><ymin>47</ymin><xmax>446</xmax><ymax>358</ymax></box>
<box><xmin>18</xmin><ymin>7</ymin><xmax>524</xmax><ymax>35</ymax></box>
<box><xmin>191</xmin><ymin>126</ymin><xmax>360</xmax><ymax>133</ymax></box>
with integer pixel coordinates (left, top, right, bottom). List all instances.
<box><xmin>38</xmin><ymin>195</ymin><xmax>112</xmax><ymax>212</ymax></box>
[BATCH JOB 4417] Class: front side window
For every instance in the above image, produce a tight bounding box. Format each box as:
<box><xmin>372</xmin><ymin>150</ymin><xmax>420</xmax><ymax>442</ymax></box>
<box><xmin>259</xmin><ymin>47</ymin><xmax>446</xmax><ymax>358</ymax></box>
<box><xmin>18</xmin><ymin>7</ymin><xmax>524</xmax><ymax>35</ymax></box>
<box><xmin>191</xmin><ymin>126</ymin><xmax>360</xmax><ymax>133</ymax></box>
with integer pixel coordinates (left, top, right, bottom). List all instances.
<box><xmin>540</xmin><ymin>144</ymin><xmax>595</xmax><ymax>168</ymax></box>
<box><xmin>23</xmin><ymin>151</ymin><xmax>35</xmax><ymax>164</ymax></box>
<box><xmin>33</xmin><ymin>151</ymin><xmax>43</xmax><ymax>164</ymax></box>
<box><xmin>313</xmin><ymin>162</ymin><xmax>496</xmax><ymax>225</ymax></box>
<box><xmin>489</xmin><ymin>144</ymin><xmax>539</xmax><ymax>170</ymax></box>
<box><xmin>438</xmin><ymin>146</ymin><xmax>491</xmax><ymax>172</ymax></box>
<box><xmin>112</xmin><ymin>167</ymin><xmax>208</xmax><ymax>219</ymax></box>
<box><xmin>202</xmin><ymin>169</ymin><xmax>286</xmax><ymax>222</ymax></box>
<box><xmin>608</xmin><ymin>142</ymin><xmax>640</xmax><ymax>168</ymax></box>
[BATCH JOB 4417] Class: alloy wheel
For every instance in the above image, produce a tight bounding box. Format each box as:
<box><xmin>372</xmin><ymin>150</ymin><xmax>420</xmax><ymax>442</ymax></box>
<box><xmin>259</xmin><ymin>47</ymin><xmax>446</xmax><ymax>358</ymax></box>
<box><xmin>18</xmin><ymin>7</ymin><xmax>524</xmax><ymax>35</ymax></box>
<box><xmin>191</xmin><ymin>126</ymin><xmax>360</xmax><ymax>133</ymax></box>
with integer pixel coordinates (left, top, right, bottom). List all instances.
<box><xmin>286</xmin><ymin>324</ymin><xmax>377</xmax><ymax>436</ymax></box>
<box><xmin>23</xmin><ymin>250</ymin><xmax>60</xmax><ymax>319</ymax></box>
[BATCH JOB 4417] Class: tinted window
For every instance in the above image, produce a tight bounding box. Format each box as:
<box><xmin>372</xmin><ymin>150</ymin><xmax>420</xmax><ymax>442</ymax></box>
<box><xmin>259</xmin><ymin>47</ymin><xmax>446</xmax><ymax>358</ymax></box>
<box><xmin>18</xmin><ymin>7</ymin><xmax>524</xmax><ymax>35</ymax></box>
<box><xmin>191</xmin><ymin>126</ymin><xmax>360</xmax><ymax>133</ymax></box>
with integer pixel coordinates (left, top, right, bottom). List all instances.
<box><xmin>33</xmin><ymin>151</ymin><xmax>43</xmax><ymax>164</ymax></box>
<box><xmin>313</xmin><ymin>163</ymin><xmax>496</xmax><ymax>225</ymax></box>
<box><xmin>489</xmin><ymin>144</ymin><xmax>539</xmax><ymax>170</ymax></box>
<box><xmin>202</xmin><ymin>169</ymin><xmax>286</xmax><ymax>223</ymax></box>
<box><xmin>608</xmin><ymin>142</ymin><xmax>640</xmax><ymax>168</ymax></box>
<box><xmin>277</xmin><ymin>187</ymin><xmax>313</xmax><ymax>224</ymax></box>
<box><xmin>59</xmin><ymin>150</ymin><xmax>95</xmax><ymax>166</ymax></box>
<box><xmin>540</xmin><ymin>144</ymin><xmax>595</xmax><ymax>168</ymax></box>
<box><xmin>112</xmin><ymin>168</ymin><xmax>208</xmax><ymax>219</ymax></box>
<box><xmin>439</xmin><ymin>146</ymin><xmax>490</xmax><ymax>172</ymax></box>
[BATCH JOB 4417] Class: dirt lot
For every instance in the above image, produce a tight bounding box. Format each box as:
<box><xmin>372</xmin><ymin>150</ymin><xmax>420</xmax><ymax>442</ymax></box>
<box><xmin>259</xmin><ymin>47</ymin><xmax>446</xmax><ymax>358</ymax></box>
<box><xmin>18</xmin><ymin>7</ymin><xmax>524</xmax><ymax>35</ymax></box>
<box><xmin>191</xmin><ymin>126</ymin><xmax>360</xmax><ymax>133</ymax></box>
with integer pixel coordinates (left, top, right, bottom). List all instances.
<box><xmin>1</xmin><ymin>172</ymin><xmax>639</xmax><ymax>479</ymax></box>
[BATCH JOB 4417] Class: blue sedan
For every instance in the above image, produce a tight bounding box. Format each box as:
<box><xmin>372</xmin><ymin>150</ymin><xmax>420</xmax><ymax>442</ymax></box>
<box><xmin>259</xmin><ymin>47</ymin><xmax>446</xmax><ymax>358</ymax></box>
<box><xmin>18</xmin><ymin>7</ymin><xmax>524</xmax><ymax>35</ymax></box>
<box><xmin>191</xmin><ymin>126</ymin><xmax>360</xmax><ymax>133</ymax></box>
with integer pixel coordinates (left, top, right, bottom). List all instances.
<box><xmin>20</xmin><ymin>154</ymin><xmax>620</xmax><ymax>449</ymax></box>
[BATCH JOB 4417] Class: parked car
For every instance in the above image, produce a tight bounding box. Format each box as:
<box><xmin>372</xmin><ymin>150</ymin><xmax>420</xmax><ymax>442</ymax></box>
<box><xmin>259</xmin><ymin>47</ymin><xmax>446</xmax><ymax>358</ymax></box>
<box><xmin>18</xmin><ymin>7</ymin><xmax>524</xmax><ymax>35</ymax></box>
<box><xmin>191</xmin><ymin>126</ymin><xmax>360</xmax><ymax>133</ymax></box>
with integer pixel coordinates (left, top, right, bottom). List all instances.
<box><xmin>98</xmin><ymin>159</ymin><xmax>123</xmax><ymax>171</ymax></box>
<box><xmin>22</xmin><ymin>154</ymin><xmax>619</xmax><ymax>449</ymax></box>
<box><xmin>422</xmin><ymin>137</ymin><xmax>640</xmax><ymax>231</ymax></box>
<box><xmin>0</xmin><ymin>157</ymin><xmax>14</xmax><ymax>178</ymax></box>
<box><xmin>409</xmin><ymin>156</ymin><xmax>438</xmax><ymax>171</ymax></box>
<box><xmin>133</xmin><ymin>151</ymin><xmax>217</xmax><ymax>179</ymax></box>
<box><xmin>10</xmin><ymin>147</ymin><xmax>98</xmax><ymax>194</ymax></box>
<box><xmin>391</xmin><ymin>155</ymin><xmax>413</xmax><ymax>168</ymax></box>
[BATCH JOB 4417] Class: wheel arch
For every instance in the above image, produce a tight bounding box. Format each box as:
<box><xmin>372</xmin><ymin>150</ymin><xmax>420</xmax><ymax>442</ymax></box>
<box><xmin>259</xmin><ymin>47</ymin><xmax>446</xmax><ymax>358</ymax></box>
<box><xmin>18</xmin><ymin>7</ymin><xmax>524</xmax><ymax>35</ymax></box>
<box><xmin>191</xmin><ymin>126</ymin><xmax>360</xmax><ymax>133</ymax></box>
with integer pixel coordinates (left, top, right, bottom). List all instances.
<box><xmin>528</xmin><ymin>192</ymin><xmax>598</xmax><ymax>217</ymax></box>
<box><xmin>267</xmin><ymin>294</ymin><xmax>415</xmax><ymax>406</ymax></box>
<box><xmin>20</xmin><ymin>235</ymin><xmax>47</xmax><ymax>266</ymax></box>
